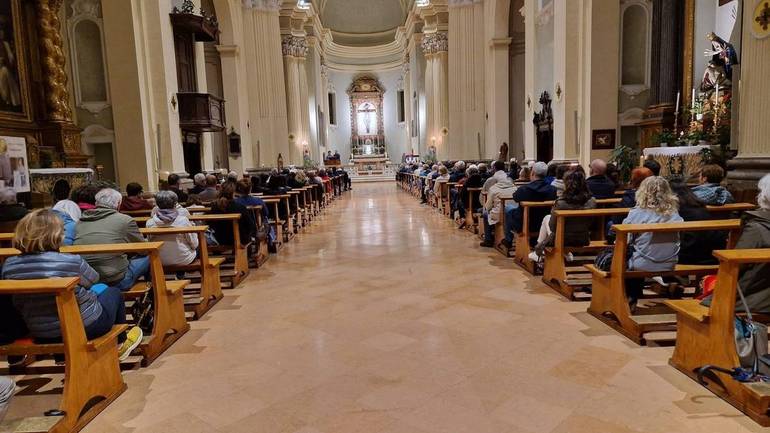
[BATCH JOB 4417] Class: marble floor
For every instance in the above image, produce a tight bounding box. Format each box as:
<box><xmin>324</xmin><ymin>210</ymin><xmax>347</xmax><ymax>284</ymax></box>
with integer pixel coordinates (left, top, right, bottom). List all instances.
<box><xmin>8</xmin><ymin>182</ymin><xmax>767</xmax><ymax>432</ymax></box>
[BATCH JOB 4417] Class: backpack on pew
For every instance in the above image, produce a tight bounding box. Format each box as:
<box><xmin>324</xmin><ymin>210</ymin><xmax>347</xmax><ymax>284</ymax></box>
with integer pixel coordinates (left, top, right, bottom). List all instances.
<box><xmin>735</xmin><ymin>285</ymin><xmax>770</xmax><ymax>376</ymax></box>
<box><xmin>594</xmin><ymin>244</ymin><xmax>636</xmax><ymax>272</ymax></box>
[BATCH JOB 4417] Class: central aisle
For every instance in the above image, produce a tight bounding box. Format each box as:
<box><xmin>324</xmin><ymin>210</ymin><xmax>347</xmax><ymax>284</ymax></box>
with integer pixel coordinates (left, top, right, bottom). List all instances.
<box><xmin>86</xmin><ymin>183</ymin><xmax>756</xmax><ymax>433</ymax></box>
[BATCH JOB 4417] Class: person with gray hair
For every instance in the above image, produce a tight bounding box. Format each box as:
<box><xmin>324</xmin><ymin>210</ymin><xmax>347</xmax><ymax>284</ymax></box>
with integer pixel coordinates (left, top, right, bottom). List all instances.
<box><xmin>190</xmin><ymin>173</ymin><xmax>206</xmax><ymax>195</ymax></box>
<box><xmin>0</xmin><ymin>376</ymin><xmax>13</xmax><ymax>421</ymax></box>
<box><xmin>145</xmin><ymin>190</ymin><xmax>198</xmax><ymax>267</ymax></box>
<box><xmin>586</xmin><ymin>158</ymin><xmax>616</xmax><ymax>199</ymax></box>
<box><xmin>75</xmin><ymin>187</ymin><xmax>147</xmax><ymax>291</ymax></box>
<box><xmin>0</xmin><ymin>186</ymin><xmax>26</xmax><ymax>226</ymax></box>
<box><xmin>499</xmin><ymin>161</ymin><xmax>557</xmax><ymax>249</ymax></box>
<box><xmin>711</xmin><ymin>173</ymin><xmax>770</xmax><ymax>313</ymax></box>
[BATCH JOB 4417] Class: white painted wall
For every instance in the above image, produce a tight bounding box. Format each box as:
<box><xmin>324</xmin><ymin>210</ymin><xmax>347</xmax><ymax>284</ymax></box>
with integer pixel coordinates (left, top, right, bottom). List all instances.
<box><xmin>326</xmin><ymin>69</ymin><xmax>411</xmax><ymax>162</ymax></box>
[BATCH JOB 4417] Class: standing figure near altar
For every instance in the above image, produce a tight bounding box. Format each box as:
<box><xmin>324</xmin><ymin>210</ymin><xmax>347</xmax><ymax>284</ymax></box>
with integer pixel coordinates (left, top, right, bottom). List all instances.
<box><xmin>704</xmin><ymin>32</ymin><xmax>739</xmax><ymax>79</ymax></box>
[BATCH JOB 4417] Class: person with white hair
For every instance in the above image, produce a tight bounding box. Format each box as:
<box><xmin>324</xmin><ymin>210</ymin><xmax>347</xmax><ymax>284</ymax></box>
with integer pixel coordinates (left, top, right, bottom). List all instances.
<box><xmin>145</xmin><ymin>190</ymin><xmax>198</xmax><ymax>267</ymax></box>
<box><xmin>75</xmin><ymin>187</ymin><xmax>147</xmax><ymax>291</ymax></box>
<box><xmin>500</xmin><ymin>161</ymin><xmax>557</xmax><ymax>249</ymax></box>
<box><xmin>450</xmin><ymin>161</ymin><xmax>466</xmax><ymax>182</ymax></box>
<box><xmin>707</xmin><ymin>173</ymin><xmax>770</xmax><ymax>313</ymax></box>
<box><xmin>190</xmin><ymin>173</ymin><xmax>206</xmax><ymax>195</ymax></box>
<box><xmin>0</xmin><ymin>186</ymin><xmax>25</xmax><ymax>226</ymax></box>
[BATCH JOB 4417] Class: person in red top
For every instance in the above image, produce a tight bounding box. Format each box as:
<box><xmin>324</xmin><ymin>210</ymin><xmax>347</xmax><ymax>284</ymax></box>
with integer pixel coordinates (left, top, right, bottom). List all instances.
<box><xmin>119</xmin><ymin>183</ymin><xmax>153</xmax><ymax>212</ymax></box>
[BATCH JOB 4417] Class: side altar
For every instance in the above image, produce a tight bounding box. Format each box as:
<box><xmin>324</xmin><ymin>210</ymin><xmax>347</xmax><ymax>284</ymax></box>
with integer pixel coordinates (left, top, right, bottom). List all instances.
<box><xmin>346</xmin><ymin>75</ymin><xmax>391</xmax><ymax>177</ymax></box>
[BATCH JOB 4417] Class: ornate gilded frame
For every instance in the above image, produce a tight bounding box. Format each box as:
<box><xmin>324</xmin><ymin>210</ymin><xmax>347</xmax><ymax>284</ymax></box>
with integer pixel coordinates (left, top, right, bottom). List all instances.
<box><xmin>0</xmin><ymin>0</ymin><xmax>32</xmax><ymax>122</ymax></box>
<box><xmin>347</xmin><ymin>76</ymin><xmax>385</xmax><ymax>156</ymax></box>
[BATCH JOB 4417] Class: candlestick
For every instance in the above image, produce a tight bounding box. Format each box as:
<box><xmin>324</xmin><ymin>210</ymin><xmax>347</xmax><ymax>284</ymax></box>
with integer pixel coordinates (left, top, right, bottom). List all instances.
<box><xmin>691</xmin><ymin>88</ymin><xmax>696</xmax><ymax>109</ymax></box>
<box><xmin>675</xmin><ymin>91</ymin><xmax>680</xmax><ymax>113</ymax></box>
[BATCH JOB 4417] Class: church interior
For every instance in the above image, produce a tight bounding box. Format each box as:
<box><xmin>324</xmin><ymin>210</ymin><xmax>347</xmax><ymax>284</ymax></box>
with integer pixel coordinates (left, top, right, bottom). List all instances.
<box><xmin>0</xmin><ymin>0</ymin><xmax>769</xmax><ymax>432</ymax></box>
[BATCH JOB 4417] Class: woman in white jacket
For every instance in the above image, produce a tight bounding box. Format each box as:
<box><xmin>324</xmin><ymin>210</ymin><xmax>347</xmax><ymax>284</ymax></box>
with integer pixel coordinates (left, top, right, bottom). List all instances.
<box><xmin>145</xmin><ymin>190</ymin><xmax>198</xmax><ymax>266</ymax></box>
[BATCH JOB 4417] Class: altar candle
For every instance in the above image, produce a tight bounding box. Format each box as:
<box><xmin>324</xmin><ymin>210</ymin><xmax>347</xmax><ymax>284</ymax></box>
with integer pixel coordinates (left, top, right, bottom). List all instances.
<box><xmin>715</xmin><ymin>83</ymin><xmax>720</xmax><ymax>105</ymax></box>
<box><xmin>675</xmin><ymin>92</ymin><xmax>680</xmax><ymax>113</ymax></box>
<box><xmin>691</xmin><ymin>88</ymin><xmax>696</xmax><ymax>109</ymax></box>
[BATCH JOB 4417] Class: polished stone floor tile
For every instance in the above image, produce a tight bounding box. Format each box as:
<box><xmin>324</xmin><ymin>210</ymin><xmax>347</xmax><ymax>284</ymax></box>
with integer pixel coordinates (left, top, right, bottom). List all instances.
<box><xmin>4</xmin><ymin>183</ymin><xmax>763</xmax><ymax>432</ymax></box>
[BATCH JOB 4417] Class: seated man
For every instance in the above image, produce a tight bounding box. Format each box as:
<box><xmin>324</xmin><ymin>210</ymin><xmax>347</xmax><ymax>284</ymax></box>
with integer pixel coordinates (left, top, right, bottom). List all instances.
<box><xmin>0</xmin><ymin>376</ymin><xmax>12</xmax><ymax>422</ymax></box>
<box><xmin>0</xmin><ymin>187</ymin><xmax>26</xmax><ymax>230</ymax></box>
<box><xmin>483</xmin><ymin>160</ymin><xmax>508</xmax><ymax>193</ymax></box>
<box><xmin>195</xmin><ymin>174</ymin><xmax>220</xmax><ymax>203</ymax></box>
<box><xmin>586</xmin><ymin>159</ymin><xmax>617</xmax><ymax>199</ymax></box>
<box><xmin>119</xmin><ymin>182</ymin><xmax>153</xmax><ymax>212</ymax></box>
<box><xmin>501</xmin><ymin>161</ymin><xmax>557</xmax><ymax>249</ymax></box>
<box><xmin>480</xmin><ymin>169</ymin><xmax>515</xmax><ymax>247</ymax></box>
<box><xmin>449</xmin><ymin>161</ymin><xmax>466</xmax><ymax>183</ymax></box>
<box><xmin>145</xmin><ymin>190</ymin><xmax>198</xmax><ymax>267</ymax></box>
<box><xmin>167</xmin><ymin>173</ymin><xmax>189</xmax><ymax>204</ymax></box>
<box><xmin>189</xmin><ymin>173</ymin><xmax>206</xmax><ymax>195</ymax></box>
<box><xmin>75</xmin><ymin>188</ymin><xmax>148</xmax><ymax>292</ymax></box>
<box><xmin>692</xmin><ymin>164</ymin><xmax>734</xmax><ymax>205</ymax></box>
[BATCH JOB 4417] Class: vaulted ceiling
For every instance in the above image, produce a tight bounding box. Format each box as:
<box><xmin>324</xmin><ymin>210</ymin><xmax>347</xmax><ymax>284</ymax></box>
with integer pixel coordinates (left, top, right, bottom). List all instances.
<box><xmin>317</xmin><ymin>0</ymin><xmax>413</xmax><ymax>46</ymax></box>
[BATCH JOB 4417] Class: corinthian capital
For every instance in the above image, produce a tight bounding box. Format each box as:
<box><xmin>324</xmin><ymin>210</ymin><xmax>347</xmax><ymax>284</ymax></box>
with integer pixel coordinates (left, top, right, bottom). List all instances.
<box><xmin>421</xmin><ymin>32</ymin><xmax>448</xmax><ymax>55</ymax></box>
<box><xmin>282</xmin><ymin>35</ymin><xmax>309</xmax><ymax>58</ymax></box>
<box><xmin>448</xmin><ymin>0</ymin><xmax>481</xmax><ymax>7</ymax></box>
<box><xmin>242</xmin><ymin>0</ymin><xmax>281</xmax><ymax>11</ymax></box>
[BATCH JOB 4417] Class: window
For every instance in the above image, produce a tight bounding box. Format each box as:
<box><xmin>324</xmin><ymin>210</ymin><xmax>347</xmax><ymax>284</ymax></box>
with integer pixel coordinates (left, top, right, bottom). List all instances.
<box><xmin>328</xmin><ymin>92</ymin><xmax>336</xmax><ymax>126</ymax></box>
<box><xmin>397</xmin><ymin>90</ymin><xmax>405</xmax><ymax>123</ymax></box>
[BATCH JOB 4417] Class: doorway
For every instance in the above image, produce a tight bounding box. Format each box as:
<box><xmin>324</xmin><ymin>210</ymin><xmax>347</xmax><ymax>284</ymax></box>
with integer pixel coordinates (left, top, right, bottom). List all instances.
<box><xmin>183</xmin><ymin>132</ymin><xmax>202</xmax><ymax>175</ymax></box>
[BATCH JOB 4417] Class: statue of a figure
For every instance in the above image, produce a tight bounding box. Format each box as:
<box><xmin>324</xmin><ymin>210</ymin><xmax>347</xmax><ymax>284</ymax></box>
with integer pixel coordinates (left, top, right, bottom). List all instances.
<box><xmin>277</xmin><ymin>153</ymin><xmax>284</xmax><ymax>171</ymax></box>
<box><xmin>704</xmin><ymin>32</ymin><xmax>739</xmax><ymax>79</ymax></box>
<box><xmin>700</xmin><ymin>60</ymin><xmax>731</xmax><ymax>97</ymax></box>
<box><xmin>498</xmin><ymin>142</ymin><xmax>509</xmax><ymax>162</ymax></box>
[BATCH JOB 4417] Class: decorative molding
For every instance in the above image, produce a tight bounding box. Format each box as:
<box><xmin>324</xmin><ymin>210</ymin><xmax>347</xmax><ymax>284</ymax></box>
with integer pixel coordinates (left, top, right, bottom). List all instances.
<box><xmin>282</xmin><ymin>35</ymin><xmax>309</xmax><ymax>57</ymax></box>
<box><xmin>420</xmin><ymin>32</ymin><xmax>448</xmax><ymax>54</ymax></box>
<box><xmin>619</xmin><ymin>0</ymin><xmax>652</xmax><ymax>97</ymax></box>
<box><xmin>448</xmin><ymin>0</ymin><xmax>481</xmax><ymax>7</ymax></box>
<box><xmin>216</xmin><ymin>44</ymin><xmax>240</xmax><ymax>57</ymax></box>
<box><xmin>67</xmin><ymin>0</ymin><xmax>110</xmax><ymax>115</ymax></box>
<box><xmin>242</xmin><ymin>0</ymin><xmax>281</xmax><ymax>11</ymax></box>
<box><xmin>620</xmin><ymin>84</ymin><xmax>649</xmax><ymax>98</ymax></box>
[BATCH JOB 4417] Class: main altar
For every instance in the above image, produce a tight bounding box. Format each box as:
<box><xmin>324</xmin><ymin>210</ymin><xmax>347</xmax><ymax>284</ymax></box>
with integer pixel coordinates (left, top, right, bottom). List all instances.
<box><xmin>347</xmin><ymin>76</ymin><xmax>390</xmax><ymax>176</ymax></box>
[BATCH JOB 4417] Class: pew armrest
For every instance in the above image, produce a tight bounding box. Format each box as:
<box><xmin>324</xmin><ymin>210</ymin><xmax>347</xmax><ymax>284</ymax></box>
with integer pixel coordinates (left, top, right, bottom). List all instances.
<box><xmin>88</xmin><ymin>324</ymin><xmax>130</xmax><ymax>352</ymax></box>
<box><xmin>666</xmin><ymin>299</ymin><xmax>710</xmax><ymax>323</ymax></box>
<box><xmin>166</xmin><ymin>280</ymin><xmax>190</xmax><ymax>295</ymax></box>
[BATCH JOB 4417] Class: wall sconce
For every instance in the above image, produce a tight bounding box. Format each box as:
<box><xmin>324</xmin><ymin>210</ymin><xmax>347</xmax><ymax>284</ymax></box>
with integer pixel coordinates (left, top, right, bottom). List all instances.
<box><xmin>228</xmin><ymin>127</ymin><xmax>241</xmax><ymax>156</ymax></box>
<box><xmin>555</xmin><ymin>83</ymin><xmax>563</xmax><ymax>101</ymax></box>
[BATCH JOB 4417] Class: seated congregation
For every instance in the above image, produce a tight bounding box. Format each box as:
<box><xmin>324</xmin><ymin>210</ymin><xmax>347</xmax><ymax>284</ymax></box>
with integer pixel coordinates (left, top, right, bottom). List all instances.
<box><xmin>0</xmin><ymin>167</ymin><xmax>349</xmax><ymax>432</ymax></box>
<box><xmin>398</xmin><ymin>155</ymin><xmax>770</xmax><ymax>423</ymax></box>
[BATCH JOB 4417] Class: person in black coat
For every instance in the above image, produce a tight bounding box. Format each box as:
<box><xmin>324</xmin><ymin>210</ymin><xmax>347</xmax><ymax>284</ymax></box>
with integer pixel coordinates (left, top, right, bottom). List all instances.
<box><xmin>670</xmin><ymin>181</ymin><xmax>726</xmax><ymax>265</ymax></box>
<box><xmin>209</xmin><ymin>181</ymin><xmax>255</xmax><ymax>247</ymax></box>
<box><xmin>501</xmin><ymin>162</ymin><xmax>557</xmax><ymax>247</ymax></box>
<box><xmin>586</xmin><ymin>159</ymin><xmax>617</xmax><ymax>199</ymax></box>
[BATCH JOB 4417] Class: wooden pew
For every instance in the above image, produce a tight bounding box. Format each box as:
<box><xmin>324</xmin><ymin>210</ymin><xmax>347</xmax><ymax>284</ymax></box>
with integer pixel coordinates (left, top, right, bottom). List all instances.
<box><xmin>61</xmin><ymin>242</ymin><xmax>190</xmax><ymax>366</ymax></box>
<box><xmin>246</xmin><ymin>205</ymin><xmax>270</xmax><ymax>268</ymax></box>
<box><xmin>542</xmin><ymin>207</ymin><xmax>632</xmax><ymax>300</ymax></box>
<box><xmin>666</xmin><ymin>249</ymin><xmax>770</xmax><ymax>427</ymax></box>
<box><xmin>441</xmin><ymin>182</ymin><xmax>458</xmax><ymax>218</ymax></box>
<box><xmin>139</xmin><ymin>226</ymin><xmax>224</xmax><ymax>320</ymax></box>
<box><xmin>513</xmin><ymin>201</ymin><xmax>554</xmax><ymax>273</ymax></box>
<box><xmin>585</xmin><ymin>219</ymin><xmax>742</xmax><ymax>345</ymax></box>
<box><xmin>262</xmin><ymin>198</ymin><xmax>285</xmax><ymax>251</ymax></box>
<box><xmin>0</xmin><ymin>277</ymin><xmax>128</xmax><ymax>433</ymax></box>
<box><xmin>465</xmin><ymin>187</ymin><xmax>483</xmax><ymax>234</ymax></box>
<box><xmin>493</xmin><ymin>197</ymin><xmax>516</xmax><ymax>256</ymax></box>
<box><xmin>0</xmin><ymin>232</ymin><xmax>13</xmax><ymax>247</ymax></box>
<box><xmin>187</xmin><ymin>214</ymin><xmax>249</xmax><ymax>287</ymax></box>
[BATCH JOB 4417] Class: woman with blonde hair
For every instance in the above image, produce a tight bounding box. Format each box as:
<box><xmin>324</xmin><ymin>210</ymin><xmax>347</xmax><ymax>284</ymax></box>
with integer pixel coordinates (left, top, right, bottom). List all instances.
<box><xmin>2</xmin><ymin>209</ymin><xmax>143</xmax><ymax>360</ymax></box>
<box><xmin>621</xmin><ymin>176</ymin><xmax>683</xmax><ymax>306</ymax></box>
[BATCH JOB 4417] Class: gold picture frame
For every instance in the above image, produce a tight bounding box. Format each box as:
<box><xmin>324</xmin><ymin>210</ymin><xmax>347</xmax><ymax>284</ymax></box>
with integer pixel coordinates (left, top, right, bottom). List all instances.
<box><xmin>0</xmin><ymin>0</ymin><xmax>32</xmax><ymax>122</ymax></box>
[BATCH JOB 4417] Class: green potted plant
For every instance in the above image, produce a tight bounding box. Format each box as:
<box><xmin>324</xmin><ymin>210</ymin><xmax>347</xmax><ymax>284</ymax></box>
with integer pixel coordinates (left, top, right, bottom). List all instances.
<box><xmin>651</xmin><ymin>130</ymin><xmax>675</xmax><ymax>147</ymax></box>
<box><xmin>609</xmin><ymin>144</ymin><xmax>639</xmax><ymax>185</ymax></box>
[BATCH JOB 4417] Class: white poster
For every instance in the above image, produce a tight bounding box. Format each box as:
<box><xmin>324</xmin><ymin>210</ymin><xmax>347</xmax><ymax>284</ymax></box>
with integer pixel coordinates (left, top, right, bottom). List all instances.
<box><xmin>0</xmin><ymin>136</ymin><xmax>29</xmax><ymax>193</ymax></box>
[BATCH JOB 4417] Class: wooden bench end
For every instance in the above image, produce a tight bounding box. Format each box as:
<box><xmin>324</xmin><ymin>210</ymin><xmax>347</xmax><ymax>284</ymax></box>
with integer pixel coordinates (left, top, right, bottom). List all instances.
<box><xmin>665</xmin><ymin>299</ymin><xmax>710</xmax><ymax>323</ymax></box>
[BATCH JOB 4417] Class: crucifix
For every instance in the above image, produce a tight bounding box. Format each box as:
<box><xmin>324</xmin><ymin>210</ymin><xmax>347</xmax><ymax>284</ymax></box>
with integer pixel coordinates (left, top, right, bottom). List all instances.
<box><xmin>358</xmin><ymin>103</ymin><xmax>376</xmax><ymax>135</ymax></box>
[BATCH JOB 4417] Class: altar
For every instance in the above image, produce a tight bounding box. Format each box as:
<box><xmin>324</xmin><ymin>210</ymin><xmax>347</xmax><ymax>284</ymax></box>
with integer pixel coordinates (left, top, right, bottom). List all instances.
<box><xmin>351</xmin><ymin>155</ymin><xmax>390</xmax><ymax>175</ymax></box>
<box><xmin>643</xmin><ymin>145</ymin><xmax>713</xmax><ymax>180</ymax></box>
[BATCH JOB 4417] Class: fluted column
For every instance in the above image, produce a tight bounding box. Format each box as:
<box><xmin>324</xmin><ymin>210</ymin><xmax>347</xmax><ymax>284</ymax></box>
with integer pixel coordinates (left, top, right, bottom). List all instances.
<box><xmin>282</xmin><ymin>35</ymin><xmax>310</xmax><ymax>165</ymax></box>
<box><xmin>448</xmin><ymin>0</ymin><xmax>485</xmax><ymax>159</ymax></box>
<box><xmin>726</xmin><ymin>1</ymin><xmax>770</xmax><ymax>197</ymax></box>
<box><xmin>243</xmin><ymin>1</ymin><xmax>290</xmax><ymax>167</ymax></box>
<box><xmin>422</xmin><ymin>32</ymin><xmax>449</xmax><ymax>160</ymax></box>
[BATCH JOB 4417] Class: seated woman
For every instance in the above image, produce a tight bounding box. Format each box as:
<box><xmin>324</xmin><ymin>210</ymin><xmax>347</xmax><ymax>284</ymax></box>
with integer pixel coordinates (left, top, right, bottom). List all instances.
<box><xmin>3</xmin><ymin>209</ymin><xmax>142</xmax><ymax>360</ymax></box>
<box><xmin>209</xmin><ymin>181</ymin><xmax>255</xmax><ymax>247</ymax></box>
<box><xmin>51</xmin><ymin>179</ymin><xmax>80</xmax><ymax>222</ymax></box>
<box><xmin>119</xmin><ymin>182</ymin><xmax>153</xmax><ymax>212</ymax></box>
<box><xmin>722</xmin><ymin>174</ymin><xmax>770</xmax><ymax>313</ymax></box>
<box><xmin>234</xmin><ymin>179</ymin><xmax>272</xmax><ymax>242</ymax></box>
<box><xmin>670</xmin><ymin>181</ymin><xmax>726</xmax><ymax>265</ymax></box>
<box><xmin>431</xmin><ymin>166</ymin><xmax>450</xmax><ymax>203</ymax></box>
<box><xmin>145</xmin><ymin>190</ymin><xmax>198</xmax><ymax>267</ymax></box>
<box><xmin>622</xmin><ymin>176</ymin><xmax>683</xmax><ymax>308</ymax></box>
<box><xmin>454</xmin><ymin>165</ymin><xmax>483</xmax><ymax>229</ymax></box>
<box><xmin>530</xmin><ymin>170</ymin><xmax>597</xmax><ymax>262</ymax></box>
<box><xmin>606</xmin><ymin>167</ymin><xmax>653</xmax><ymax>241</ymax></box>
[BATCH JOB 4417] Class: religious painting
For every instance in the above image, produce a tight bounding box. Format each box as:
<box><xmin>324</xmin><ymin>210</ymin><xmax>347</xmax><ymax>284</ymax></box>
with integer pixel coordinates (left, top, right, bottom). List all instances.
<box><xmin>0</xmin><ymin>0</ymin><xmax>30</xmax><ymax>121</ymax></box>
<box><xmin>347</xmin><ymin>76</ymin><xmax>385</xmax><ymax>156</ymax></box>
<box><xmin>0</xmin><ymin>135</ymin><xmax>29</xmax><ymax>192</ymax></box>
<box><xmin>592</xmin><ymin>129</ymin><xmax>616</xmax><ymax>150</ymax></box>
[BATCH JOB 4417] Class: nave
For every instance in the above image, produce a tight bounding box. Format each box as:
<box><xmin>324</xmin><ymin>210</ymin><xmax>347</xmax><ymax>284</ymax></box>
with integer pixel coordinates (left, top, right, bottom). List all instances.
<box><xmin>68</xmin><ymin>182</ymin><xmax>760</xmax><ymax>433</ymax></box>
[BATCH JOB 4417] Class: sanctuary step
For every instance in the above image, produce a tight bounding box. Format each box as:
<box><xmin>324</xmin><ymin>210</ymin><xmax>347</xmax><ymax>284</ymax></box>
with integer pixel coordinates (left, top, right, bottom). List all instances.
<box><xmin>350</xmin><ymin>174</ymin><xmax>394</xmax><ymax>183</ymax></box>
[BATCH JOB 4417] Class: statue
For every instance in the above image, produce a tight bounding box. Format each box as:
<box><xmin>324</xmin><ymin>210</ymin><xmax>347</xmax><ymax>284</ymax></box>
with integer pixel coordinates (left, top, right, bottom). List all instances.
<box><xmin>700</xmin><ymin>60</ymin><xmax>731</xmax><ymax>98</ymax></box>
<box><xmin>498</xmin><ymin>142</ymin><xmax>509</xmax><ymax>162</ymax></box>
<box><xmin>704</xmin><ymin>32</ymin><xmax>739</xmax><ymax>79</ymax></box>
<box><xmin>303</xmin><ymin>146</ymin><xmax>312</xmax><ymax>167</ymax></box>
<box><xmin>277</xmin><ymin>153</ymin><xmax>284</xmax><ymax>171</ymax></box>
